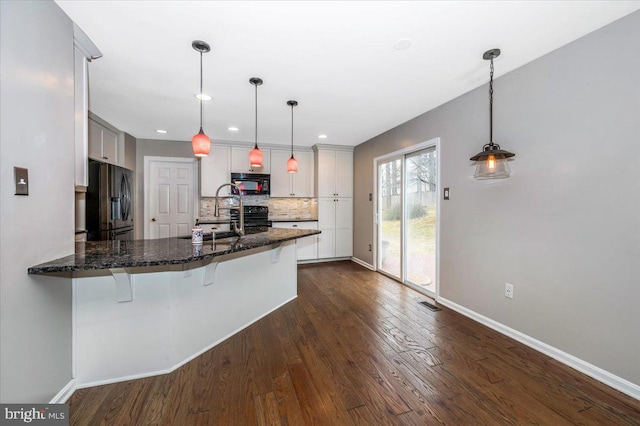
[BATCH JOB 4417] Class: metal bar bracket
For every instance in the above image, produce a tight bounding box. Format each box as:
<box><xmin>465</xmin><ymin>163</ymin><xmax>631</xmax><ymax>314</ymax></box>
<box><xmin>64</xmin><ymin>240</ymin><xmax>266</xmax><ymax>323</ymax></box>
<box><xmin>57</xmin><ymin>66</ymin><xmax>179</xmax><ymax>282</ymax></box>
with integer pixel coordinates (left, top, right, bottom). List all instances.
<box><xmin>203</xmin><ymin>261</ymin><xmax>219</xmax><ymax>286</ymax></box>
<box><xmin>271</xmin><ymin>243</ymin><xmax>283</xmax><ymax>263</ymax></box>
<box><xmin>110</xmin><ymin>268</ymin><xmax>132</xmax><ymax>303</ymax></box>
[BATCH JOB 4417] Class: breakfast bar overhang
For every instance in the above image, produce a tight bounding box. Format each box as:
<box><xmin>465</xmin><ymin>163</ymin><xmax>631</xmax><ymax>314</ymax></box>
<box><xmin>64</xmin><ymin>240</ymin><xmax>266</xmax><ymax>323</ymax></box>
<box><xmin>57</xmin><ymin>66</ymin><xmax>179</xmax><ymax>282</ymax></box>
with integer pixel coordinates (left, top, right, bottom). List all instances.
<box><xmin>28</xmin><ymin>229</ymin><xmax>320</xmax><ymax>387</ymax></box>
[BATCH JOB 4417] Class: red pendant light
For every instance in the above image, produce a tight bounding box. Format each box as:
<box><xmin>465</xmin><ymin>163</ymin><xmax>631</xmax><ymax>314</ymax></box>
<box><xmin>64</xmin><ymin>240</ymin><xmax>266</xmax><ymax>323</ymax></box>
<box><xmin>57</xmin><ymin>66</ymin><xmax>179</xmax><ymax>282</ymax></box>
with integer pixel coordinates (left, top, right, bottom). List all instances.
<box><xmin>249</xmin><ymin>78</ymin><xmax>263</xmax><ymax>167</ymax></box>
<box><xmin>286</xmin><ymin>100</ymin><xmax>298</xmax><ymax>173</ymax></box>
<box><xmin>191</xmin><ymin>40</ymin><xmax>211</xmax><ymax>157</ymax></box>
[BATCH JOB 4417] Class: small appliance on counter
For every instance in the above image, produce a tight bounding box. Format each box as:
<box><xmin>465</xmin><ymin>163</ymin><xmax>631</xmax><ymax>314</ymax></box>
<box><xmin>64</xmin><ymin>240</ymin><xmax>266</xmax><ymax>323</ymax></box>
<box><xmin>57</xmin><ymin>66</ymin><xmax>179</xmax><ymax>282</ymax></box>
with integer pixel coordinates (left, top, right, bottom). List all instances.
<box><xmin>230</xmin><ymin>173</ymin><xmax>270</xmax><ymax>195</ymax></box>
<box><xmin>86</xmin><ymin>159</ymin><xmax>134</xmax><ymax>241</ymax></box>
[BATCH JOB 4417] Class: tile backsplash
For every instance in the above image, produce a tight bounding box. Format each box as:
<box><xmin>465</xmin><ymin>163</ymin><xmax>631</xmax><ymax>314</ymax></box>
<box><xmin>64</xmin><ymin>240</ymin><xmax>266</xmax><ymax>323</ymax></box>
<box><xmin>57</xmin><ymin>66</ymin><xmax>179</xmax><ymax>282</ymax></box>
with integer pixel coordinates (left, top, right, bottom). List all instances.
<box><xmin>200</xmin><ymin>196</ymin><xmax>317</xmax><ymax>221</ymax></box>
<box><xmin>269</xmin><ymin>197</ymin><xmax>318</xmax><ymax>220</ymax></box>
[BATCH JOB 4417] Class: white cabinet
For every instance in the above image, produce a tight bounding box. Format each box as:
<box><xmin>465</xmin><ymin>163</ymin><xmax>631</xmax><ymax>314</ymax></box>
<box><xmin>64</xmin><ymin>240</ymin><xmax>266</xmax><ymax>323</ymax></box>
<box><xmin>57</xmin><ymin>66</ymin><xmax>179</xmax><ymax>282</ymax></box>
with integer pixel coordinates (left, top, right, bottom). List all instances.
<box><xmin>231</xmin><ymin>146</ymin><xmax>270</xmax><ymax>174</ymax></box>
<box><xmin>201</xmin><ymin>145</ymin><xmax>231</xmax><ymax>196</ymax></box>
<box><xmin>272</xmin><ymin>221</ymin><xmax>318</xmax><ymax>261</ymax></box>
<box><xmin>88</xmin><ymin>119</ymin><xmax>119</xmax><ymax>165</ymax></box>
<box><xmin>270</xmin><ymin>150</ymin><xmax>314</xmax><ymax>197</ymax></box>
<box><xmin>315</xmin><ymin>148</ymin><xmax>353</xmax><ymax>197</ymax></box>
<box><xmin>317</xmin><ymin>198</ymin><xmax>352</xmax><ymax>259</ymax></box>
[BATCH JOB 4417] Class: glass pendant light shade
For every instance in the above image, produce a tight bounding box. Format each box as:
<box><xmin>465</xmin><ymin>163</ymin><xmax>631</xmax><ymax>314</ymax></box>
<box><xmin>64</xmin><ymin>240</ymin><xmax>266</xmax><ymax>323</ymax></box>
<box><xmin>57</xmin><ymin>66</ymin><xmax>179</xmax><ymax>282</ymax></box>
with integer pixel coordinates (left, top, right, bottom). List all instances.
<box><xmin>473</xmin><ymin>153</ymin><xmax>511</xmax><ymax>179</ymax></box>
<box><xmin>192</xmin><ymin>40</ymin><xmax>211</xmax><ymax>157</ymax></box>
<box><xmin>470</xmin><ymin>143</ymin><xmax>514</xmax><ymax>179</ymax></box>
<box><xmin>192</xmin><ymin>129</ymin><xmax>211</xmax><ymax>157</ymax></box>
<box><xmin>287</xmin><ymin>156</ymin><xmax>298</xmax><ymax>173</ymax></box>
<box><xmin>249</xmin><ymin>145</ymin><xmax>263</xmax><ymax>168</ymax></box>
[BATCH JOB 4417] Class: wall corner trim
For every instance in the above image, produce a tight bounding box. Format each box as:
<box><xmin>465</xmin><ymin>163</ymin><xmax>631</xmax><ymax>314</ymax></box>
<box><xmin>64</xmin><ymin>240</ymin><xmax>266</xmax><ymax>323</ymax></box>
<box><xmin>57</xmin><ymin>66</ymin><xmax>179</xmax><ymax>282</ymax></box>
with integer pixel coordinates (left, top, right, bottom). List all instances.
<box><xmin>351</xmin><ymin>257</ymin><xmax>375</xmax><ymax>271</ymax></box>
<box><xmin>436</xmin><ymin>297</ymin><xmax>640</xmax><ymax>401</ymax></box>
<box><xmin>50</xmin><ymin>379</ymin><xmax>76</xmax><ymax>404</ymax></box>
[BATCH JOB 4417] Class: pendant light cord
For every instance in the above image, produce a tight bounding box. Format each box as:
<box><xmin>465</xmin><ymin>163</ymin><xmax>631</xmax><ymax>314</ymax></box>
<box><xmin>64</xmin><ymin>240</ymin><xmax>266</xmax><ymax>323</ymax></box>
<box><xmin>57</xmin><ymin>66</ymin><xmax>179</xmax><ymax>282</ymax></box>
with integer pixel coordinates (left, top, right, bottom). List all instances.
<box><xmin>290</xmin><ymin>104</ymin><xmax>294</xmax><ymax>157</ymax></box>
<box><xmin>254</xmin><ymin>83</ymin><xmax>258</xmax><ymax>149</ymax></box>
<box><xmin>199</xmin><ymin>51</ymin><xmax>203</xmax><ymax>131</ymax></box>
<box><xmin>489</xmin><ymin>56</ymin><xmax>494</xmax><ymax>145</ymax></box>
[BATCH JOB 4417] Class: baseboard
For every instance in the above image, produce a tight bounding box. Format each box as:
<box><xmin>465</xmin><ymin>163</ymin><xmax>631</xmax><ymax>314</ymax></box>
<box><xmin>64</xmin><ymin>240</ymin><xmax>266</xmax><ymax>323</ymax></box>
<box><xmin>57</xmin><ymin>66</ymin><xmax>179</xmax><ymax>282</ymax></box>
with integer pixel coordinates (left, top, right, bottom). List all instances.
<box><xmin>437</xmin><ymin>297</ymin><xmax>640</xmax><ymax>401</ymax></box>
<box><xmin>299</xmin><ymin>257</ymin><xmax>351</xmax><ymax>264</ymax></box>
<box><xmin>50</xmin><ymin>378</ymin><xmax>76</xmax><ymax>403</ymax></box>
<box><xmin>350</xmin><ymin>257</ymin><xmax>375</xmax><ymax>271</ymax></box>
<box><xmin>76</xmin><ymin>295</ymin><xmax>298</xmax><ymax>389</ymax></box>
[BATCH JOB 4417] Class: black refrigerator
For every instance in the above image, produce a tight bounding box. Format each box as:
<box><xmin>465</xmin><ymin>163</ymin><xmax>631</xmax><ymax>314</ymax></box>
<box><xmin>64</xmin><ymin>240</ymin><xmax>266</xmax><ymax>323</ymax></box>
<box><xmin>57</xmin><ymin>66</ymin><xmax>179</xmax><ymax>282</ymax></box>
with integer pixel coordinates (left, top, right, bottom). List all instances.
<box><xmin>86</xmin><ymin>159</ymin><xmax>134</xmax><ymax>241</ymax></box>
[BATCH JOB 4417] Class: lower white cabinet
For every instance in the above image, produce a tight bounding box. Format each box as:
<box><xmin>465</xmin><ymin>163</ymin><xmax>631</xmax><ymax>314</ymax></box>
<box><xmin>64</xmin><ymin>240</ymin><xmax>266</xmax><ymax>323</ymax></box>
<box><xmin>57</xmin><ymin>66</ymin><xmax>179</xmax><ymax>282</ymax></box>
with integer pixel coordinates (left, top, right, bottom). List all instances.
<box><xmin>317</xmin><ymin>198</ymin><xmax>352</xmax><ymax>259</ymax></box>
<box><xmin>272</xmin><ymin>221</ymin><xmax>318</xmax><ymax>261</ymax></box>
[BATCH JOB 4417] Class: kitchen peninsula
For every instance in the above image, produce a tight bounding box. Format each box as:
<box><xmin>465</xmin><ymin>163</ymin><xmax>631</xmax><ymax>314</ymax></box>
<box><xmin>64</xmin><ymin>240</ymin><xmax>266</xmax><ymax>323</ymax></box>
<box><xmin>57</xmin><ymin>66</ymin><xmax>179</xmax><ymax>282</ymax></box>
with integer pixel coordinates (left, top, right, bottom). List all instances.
<box><xmin>29</xmin><ymin>229</ymin><xmax>320</xmax><ymax>387</ymax></box>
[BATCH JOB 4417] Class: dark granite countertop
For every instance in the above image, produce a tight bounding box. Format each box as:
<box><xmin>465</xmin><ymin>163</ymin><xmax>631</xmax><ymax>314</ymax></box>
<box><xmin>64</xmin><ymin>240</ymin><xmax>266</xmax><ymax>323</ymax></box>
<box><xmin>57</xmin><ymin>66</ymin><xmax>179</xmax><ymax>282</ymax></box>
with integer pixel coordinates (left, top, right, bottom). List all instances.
<box><xmin>28</xmin><ymin>228</ymin><xmax>321</xmax><ymax>274</ymax></box>
<box><xmin>270</xmin><ymin>218</ymin><xmax>318</xmax><ymax>222</ymax></box>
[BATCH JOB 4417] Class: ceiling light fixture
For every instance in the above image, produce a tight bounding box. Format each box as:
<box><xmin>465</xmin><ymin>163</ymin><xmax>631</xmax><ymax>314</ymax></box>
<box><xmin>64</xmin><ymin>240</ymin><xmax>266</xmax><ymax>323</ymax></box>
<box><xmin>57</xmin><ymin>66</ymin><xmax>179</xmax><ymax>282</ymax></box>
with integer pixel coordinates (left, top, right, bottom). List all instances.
<box><xmin>286</xmin><ymin>100</ymin><xmax>298</xmax><ymax>174</ymax></box>
<box><xmin>195</xmin><ymin>93</ymin><xmax>212</xmax><ymax>101</ymax></box>
<box><xmin>318</xmin><ymin>134</ymin><xmax>327</xmax><ymax>139</ymax></box>
<box><xmin>394</xmin><ymin>38</ymin><xmax>412</xmax><ymax>50</ymax></box>
<box><xmin>470</xmin><ymin>48</ymin><xmax>515</xmax><ymax>179</ymax></box>
<box><xmin>249</xmin><ymin>77</ymin><xmax>264</xmax><ymax>168</ymax></box>
<box><xmin>191</xmin><ymin>40</ymin><xmax>211</xmax><ymax>157</ymax></box>
<box><xmin>228</xmin><ymin>126</ymin><xmax>239</xmax><ymax>132</ymax></box>
<box><xmin>155</xmin><ymin>129</ymin><xmax>167</xmax><ymax>134</ymax></box>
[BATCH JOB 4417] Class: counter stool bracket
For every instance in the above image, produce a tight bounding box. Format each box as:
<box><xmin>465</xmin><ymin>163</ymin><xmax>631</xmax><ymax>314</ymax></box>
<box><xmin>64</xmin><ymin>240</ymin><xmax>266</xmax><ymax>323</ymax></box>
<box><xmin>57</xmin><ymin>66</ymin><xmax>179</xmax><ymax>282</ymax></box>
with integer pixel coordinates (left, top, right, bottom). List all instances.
<box><xmin>271</xmin><ymin>243</ymin><xmax>283</xmax><ymax>263</ymax></box>
<box><xmin>110</xmin><ymin>268</ymin><xmax>132</xmax><ymax>302</ymax></box>
<box><xmin>203</xmin><ymin>260</ymin><xmax>219</xmax><ymax>286</ymax></box>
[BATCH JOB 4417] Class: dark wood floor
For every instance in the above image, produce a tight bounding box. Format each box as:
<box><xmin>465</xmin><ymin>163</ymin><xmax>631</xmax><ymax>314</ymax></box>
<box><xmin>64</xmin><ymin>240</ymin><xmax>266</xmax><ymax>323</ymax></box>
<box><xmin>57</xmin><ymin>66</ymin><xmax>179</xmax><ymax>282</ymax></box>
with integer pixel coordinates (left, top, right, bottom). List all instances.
<box><xmin>69</xmin><ymin>261</ymin><xmax>640</xmax><ymax>425</ymax></box>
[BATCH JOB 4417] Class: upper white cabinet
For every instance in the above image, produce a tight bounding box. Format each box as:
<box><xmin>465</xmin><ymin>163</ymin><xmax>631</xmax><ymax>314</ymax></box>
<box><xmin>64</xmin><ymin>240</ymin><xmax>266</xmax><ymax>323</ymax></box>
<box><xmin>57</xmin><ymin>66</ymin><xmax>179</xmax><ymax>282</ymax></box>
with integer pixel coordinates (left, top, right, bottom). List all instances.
<box><xmin>231</xmin><ymin>146</ymin><xmax>270</xmax><ymax>174</ymax></box>
<box><xmin>201</xmin><ymin>145</ymin><xmax>231</xmax><ymax>196</ymax></box>
<box><xmin>314</xmin><ymin>147</ymin><xmax>353</xmax><ymax>198</ymax></box>
<box><xmin>88</xmin><ymin>119</ymin><xmax>119</xmax><ymax>165</ymax></box>
<box><xmin>270</xmin><ymin>150</ymin><xmax>314</xmax><ymax>197</ymax></box>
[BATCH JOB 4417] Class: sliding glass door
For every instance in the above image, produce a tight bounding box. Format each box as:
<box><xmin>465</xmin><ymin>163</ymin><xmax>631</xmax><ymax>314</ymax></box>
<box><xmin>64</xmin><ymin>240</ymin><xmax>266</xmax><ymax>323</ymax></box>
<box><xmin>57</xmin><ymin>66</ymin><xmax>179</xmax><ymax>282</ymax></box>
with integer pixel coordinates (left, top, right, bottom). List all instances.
<box><xmin>378</xmin><ymin>157</ymin><xmax>403</xmax><ymax>280</ymax></box>
<box><xmin>377</xmin><ymin>145</ymin><xmax>437</xmax><ymax>297</ymax></box>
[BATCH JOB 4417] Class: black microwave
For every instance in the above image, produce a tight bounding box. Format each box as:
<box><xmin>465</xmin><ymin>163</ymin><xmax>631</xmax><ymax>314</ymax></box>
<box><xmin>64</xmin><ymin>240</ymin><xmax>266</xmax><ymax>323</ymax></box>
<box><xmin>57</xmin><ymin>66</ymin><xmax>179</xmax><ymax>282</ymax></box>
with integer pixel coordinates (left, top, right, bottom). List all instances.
<box><xmin>231</xmin><ymin>173</ymin><xmax>270</xmax><ymax>195</ymax></box>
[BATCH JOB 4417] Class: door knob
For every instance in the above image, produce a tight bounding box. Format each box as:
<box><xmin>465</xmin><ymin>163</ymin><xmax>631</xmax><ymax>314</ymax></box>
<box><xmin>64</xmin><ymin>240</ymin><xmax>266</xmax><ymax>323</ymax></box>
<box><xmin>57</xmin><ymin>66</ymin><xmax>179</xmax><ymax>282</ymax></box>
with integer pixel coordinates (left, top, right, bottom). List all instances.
<box><xmin>151</xmin><ymin>217</ymin><xmax>157</xmax><ymax>222</ymax></box>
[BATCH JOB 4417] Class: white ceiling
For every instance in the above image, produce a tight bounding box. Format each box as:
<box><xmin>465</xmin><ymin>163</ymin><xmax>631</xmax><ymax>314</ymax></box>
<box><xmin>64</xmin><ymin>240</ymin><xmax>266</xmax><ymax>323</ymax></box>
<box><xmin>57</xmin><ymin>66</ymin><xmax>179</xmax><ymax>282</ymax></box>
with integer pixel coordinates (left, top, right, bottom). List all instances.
<box><xmin>56</xmin><ymin>1</ymin><xmax>639</xmax><ymax>148</ymax></box>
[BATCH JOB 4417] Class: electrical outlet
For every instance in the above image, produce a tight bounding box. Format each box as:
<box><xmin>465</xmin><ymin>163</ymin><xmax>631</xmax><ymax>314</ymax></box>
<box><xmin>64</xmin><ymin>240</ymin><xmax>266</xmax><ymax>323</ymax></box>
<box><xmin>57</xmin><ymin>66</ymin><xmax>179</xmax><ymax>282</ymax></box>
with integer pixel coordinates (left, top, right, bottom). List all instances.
<box><xmin>505</xmin><ymin>283</ymin><xmax>514</xmax><ymax>299</ymax></box>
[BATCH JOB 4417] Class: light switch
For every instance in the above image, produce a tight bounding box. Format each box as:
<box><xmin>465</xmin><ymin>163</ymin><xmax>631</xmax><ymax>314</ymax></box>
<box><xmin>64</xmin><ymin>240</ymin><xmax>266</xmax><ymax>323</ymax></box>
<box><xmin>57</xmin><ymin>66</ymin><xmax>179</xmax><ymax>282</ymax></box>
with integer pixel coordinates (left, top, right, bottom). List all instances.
<box><xmin>443</xmin><ymin>187</ymin><xmax>450</xmax><ymax>200</ymax></box>
<box><xmin>14</xmin><ymin>167</ymin><xmax>29</xmax><ymax>196</ymax></box>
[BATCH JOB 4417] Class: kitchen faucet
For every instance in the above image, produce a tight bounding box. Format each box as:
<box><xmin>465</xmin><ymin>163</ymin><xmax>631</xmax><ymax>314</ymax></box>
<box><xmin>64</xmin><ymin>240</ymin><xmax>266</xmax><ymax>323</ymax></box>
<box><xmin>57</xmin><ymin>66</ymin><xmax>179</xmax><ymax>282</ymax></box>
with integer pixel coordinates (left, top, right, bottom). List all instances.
<box><xmin>213</xmin><ymin>183</ymin><xmax>245</xmax><ymax>236</ymax></box>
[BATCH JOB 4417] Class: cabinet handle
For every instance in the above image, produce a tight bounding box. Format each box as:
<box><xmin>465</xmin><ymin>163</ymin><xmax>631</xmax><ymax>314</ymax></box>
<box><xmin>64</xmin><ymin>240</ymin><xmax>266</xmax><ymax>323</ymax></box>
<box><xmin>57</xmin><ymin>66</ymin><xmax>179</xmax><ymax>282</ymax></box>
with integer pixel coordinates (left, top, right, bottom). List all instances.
<box><xmin>151</xmin><ymin>217</ymin><xmax>157</xmax><ymax>222</ymax></box>
<box><xmin>292</xmin><ymin>224</ymin><xmax>298</xmax><ymax>227</ymax></box>
<box><xmin>102</xmin><ymin>156</ymin><xmax>108</xmax><ymax>160</ymax></box>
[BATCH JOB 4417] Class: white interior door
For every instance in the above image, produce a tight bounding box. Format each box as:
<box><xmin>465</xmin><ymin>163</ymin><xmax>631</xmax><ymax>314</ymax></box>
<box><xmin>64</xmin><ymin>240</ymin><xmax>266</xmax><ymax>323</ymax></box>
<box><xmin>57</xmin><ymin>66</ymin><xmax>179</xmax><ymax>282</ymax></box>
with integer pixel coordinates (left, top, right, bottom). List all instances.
<box><xmin>146</xmin><ymin>158</ymin><xmax>197</xmax><ymax>239</ymax></box>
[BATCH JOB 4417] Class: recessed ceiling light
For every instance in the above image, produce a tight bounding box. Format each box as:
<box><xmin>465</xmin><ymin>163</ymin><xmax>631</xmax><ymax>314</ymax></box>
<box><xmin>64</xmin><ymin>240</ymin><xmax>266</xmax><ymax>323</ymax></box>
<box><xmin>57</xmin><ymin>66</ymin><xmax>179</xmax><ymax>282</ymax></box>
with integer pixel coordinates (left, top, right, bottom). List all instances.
<box><xmin>195</xmin><ymin>93</ymin><xmax>212</xmax><ymax>101</ymax></box>
<box><xmin>394</xmin><ymin>38</ymin><xmax>412</xmax><ymax>50</ymax></box>
<box><xmin>228</xmin><ymin>126</ymin><xmax>239</xmax><ymax>132</ymax></box>
<box><xmin>318</xmin><ymin>134</ymin><xmax>328</xmax><ymax>139</ymax></box>
<box><xmin>155</xmin><ymin>129</ymin><xmax>168</xmax><ymax>134</ymax></box>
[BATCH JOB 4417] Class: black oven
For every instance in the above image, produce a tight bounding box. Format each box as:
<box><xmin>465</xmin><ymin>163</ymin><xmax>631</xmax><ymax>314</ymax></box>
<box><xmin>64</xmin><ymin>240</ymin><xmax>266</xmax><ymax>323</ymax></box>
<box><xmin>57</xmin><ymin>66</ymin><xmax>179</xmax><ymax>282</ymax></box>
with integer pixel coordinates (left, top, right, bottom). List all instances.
<box><xmin>230</xmin><ymin>173</ymin><xmax>270</xmax><ymax>195</ymax></box>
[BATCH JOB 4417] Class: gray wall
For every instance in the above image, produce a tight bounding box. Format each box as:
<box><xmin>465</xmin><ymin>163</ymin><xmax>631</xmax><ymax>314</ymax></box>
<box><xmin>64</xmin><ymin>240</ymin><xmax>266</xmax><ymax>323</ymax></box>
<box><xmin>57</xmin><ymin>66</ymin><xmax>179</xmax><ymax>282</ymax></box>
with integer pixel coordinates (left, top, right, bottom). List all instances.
<box><xmin>1</xmin><ymin>0</ymin><xmax>74</xmax><ymax>402</ymax></box>
<box><xmin>354</xmin><ymin>11</ymin><xmax>640</xmax><ymax>386</ymax></box>
<box><xmin>135</xmin><ymin>139</ymin><xmax>195</xmax><ymax>239</ymax></box>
